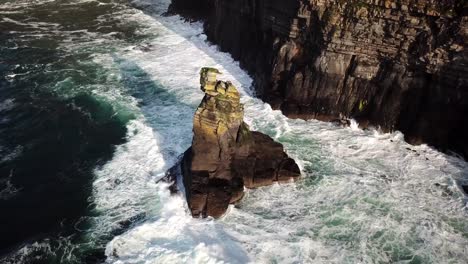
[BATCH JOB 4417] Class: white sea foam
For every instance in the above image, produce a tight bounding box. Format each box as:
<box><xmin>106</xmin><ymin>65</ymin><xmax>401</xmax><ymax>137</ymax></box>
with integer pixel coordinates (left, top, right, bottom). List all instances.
<box><xmin>0</xmin><ymin>0</ymin><xmax>58</xmax><ymax>10</ymax></box>
<box><xmin>88</xmin><ymin>1</ymin><xmax>468</xmax><ymax>263</ymax></box>
<box><xmin>0</xmin><ymin>99</ymin><xmax>15</xmax><ymax>112</ymax></box>
<box><xmin>105</xmin><ymin>183</ymin><xmax>250</xmax><ymax>264</ymax></box>
<box><xmin>2</xmin><ymin>0</ymin><xmax>460</xmax><ymax>262</ymax></box>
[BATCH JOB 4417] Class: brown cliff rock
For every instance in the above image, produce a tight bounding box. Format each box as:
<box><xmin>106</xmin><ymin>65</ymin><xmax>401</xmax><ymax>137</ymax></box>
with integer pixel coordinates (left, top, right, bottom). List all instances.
<box><xmin>169</xmin><ymin>0</ymin><xmax>468</xmax><ymax>159</ymax></box>
<box><xmin>181</xmin><ymin>68</ymin><xmax>300</xmax><ymax>218</ymax></box>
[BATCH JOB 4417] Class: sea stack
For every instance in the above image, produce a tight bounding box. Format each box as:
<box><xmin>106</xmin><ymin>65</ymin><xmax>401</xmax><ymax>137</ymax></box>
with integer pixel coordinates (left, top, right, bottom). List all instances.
<box><xmin>180</xmin><ymin>68</ymin><xmax>300</xmax><ymax>218</ymax></box>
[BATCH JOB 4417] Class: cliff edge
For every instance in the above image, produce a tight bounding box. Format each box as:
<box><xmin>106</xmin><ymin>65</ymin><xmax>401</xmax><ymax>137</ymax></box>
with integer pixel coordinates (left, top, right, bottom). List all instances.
<box><xmin>169</xmin><ymin>0</ymin><xmax>468</xmax><ymax>159</ymax></box>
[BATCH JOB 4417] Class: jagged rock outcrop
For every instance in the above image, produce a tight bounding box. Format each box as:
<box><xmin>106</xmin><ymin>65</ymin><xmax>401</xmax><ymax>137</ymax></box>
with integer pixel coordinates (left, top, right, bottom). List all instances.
<box><xmin>180</xmin><ymin>68</ymin><xmax>300</xmax><ymax>218</ymax></box>
<box><xmin>169</xmin><ymin>0</ymin><xmax>468</xmax><ymax>159</ymax></box>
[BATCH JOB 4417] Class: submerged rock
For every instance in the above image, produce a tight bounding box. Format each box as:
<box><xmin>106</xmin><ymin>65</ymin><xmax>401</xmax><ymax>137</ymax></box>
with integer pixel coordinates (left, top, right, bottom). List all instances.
<box><xmin>179</xmin><ymin>67</ymin><xmax>300</xmax><ymax>218</ymax></box>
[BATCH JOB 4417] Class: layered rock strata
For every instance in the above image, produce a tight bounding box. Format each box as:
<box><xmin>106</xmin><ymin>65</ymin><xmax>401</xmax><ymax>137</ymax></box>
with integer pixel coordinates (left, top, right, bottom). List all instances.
<box><xmin>180</xmin><ymin>68</ymin><xmax>300</xmax><ymax>218</ymax></box>
<box><xmin>169</xmin><ymin>0</ymin><xmax>468</xmax><ymax>159</ymax></box>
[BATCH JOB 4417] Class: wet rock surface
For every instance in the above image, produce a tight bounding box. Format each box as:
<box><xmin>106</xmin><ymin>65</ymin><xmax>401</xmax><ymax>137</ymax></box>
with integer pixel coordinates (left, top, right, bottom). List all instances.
<box><xmin>169</xmin><ymin>0</ymin><xmax>468</xmax><ymax>159</ymax></box>
<box><xmin>178</xmin><ymin>68</ymin><xmax>300</xmax><ymax>218</ymax></box>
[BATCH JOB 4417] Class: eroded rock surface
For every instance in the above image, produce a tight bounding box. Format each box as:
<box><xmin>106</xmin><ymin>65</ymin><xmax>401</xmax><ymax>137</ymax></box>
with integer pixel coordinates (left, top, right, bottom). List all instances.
<box><xmin>169</xmin><ymin>0</ymin><xmax>468</xmax><ymax>159</ymax></box>
<box><xmin>180</xmin><ymin>68</ymin><xmax>300</xmax><ymax>218</ymax></box>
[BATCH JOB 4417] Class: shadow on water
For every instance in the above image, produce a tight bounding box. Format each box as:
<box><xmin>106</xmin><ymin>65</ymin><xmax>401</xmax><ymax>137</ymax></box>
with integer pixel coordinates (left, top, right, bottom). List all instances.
<box><xmin>66</xmin><ymin>56</ymin><xmax>196</xmax><ymax>263</ymax></box>
<box><xmin>0</xmin><ymin>53</ymin><xmax>196</xmax><ymax>263</ymax></box>
<box><xmin>112</xmin><ymin>54</ymin><xmax>195</xmax><ymax>165</ymax></box>
<box><xmin>130</xmin><ymin>0</ymin><xmax>258</xmax><ymax>95</ymax></box>
<box><xmin>102</xmin><ymin>52</ymin><xmax>251</xmax><ymax>261</ymax></box>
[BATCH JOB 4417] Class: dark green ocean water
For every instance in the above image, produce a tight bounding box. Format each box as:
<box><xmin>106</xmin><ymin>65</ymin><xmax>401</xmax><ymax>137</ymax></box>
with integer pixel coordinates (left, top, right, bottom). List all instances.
<box><xmin>0</xmin><ymin>0</ymin><xmax>147</xmax><ymax>262</ymax></box>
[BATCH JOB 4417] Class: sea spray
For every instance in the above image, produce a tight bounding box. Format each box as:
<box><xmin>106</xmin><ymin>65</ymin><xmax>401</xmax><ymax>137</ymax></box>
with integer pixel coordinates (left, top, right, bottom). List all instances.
<box><xmin>103</xmin><ymin>1</ymin><xmax>468</xmax><ymax>263</ymax></box>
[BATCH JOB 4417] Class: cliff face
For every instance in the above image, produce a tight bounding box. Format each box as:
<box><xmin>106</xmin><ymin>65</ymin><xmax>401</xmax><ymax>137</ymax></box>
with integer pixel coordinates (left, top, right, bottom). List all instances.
<box><xmin>180</xmin><ymin>68</ymin><xmax>300</xmax><ymax>218</ymax></box>
<box><xmin>169</xmin><ymin>0</ymin><xmax>468</xmax><ymax>158</ymax></box>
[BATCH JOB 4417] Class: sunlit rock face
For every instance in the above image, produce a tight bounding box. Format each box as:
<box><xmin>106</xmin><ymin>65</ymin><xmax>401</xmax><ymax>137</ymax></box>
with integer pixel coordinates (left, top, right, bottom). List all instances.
<box><xmin>169</xmin><ymin>0</ymin><xmax>468</xmax><ymax>159</ymax></box>
<box><xmin>180</xmin><ymin>68</ymin><xmax>300</xmax><ymax>218</ymax></box>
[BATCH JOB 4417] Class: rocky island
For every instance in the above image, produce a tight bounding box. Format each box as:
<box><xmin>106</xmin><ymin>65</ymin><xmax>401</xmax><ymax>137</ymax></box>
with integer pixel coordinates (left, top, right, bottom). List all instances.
<box><xmin>176</xmin><ymin>68</ymin><xmax>300</xmax><ymax>218</ymax></box>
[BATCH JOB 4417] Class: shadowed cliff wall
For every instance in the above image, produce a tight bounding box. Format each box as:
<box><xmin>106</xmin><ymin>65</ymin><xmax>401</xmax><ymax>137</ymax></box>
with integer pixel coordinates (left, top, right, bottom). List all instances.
<box><xmin>169</xmin><ymin>0</ymin><xmax>468</xmax><ymax>159</ymax></box>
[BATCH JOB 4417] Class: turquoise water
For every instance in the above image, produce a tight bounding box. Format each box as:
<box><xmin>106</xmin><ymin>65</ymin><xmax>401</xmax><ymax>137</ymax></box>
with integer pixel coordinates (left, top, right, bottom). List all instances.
<box><xmin>1</xmin><ymin>0</ymin><xmax>467</xmax><ymax>263</ymax></box>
